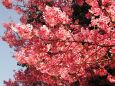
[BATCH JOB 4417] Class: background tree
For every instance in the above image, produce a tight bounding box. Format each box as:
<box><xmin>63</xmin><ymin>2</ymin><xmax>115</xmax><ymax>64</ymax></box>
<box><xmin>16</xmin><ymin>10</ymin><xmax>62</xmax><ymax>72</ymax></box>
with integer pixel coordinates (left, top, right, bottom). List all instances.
<box><xmin>1</xmin><ymin>0</ymin><xmax>115</xmax><ymax>86</ymax></box>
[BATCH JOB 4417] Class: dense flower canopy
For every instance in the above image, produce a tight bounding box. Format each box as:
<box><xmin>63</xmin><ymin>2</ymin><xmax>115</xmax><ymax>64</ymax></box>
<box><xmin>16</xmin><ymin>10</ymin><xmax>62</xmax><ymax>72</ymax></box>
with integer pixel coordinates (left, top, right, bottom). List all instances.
<box><xmin>1</xmin><ymin>0</ymin><xmax>115</xmax><ymax>86</ymax></box>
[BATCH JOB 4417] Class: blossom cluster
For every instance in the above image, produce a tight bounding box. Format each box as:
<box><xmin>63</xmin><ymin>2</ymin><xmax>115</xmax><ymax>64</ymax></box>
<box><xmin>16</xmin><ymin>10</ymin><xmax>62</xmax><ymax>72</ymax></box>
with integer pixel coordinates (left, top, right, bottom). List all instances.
<box><xmin>2</xmin><ymin>0</ymin><xmax>12</xmax><ymax>9</ymax></box>
<box><xmin>43</xmin><ymin>6</ymin><xmax>70</xmax><ymax>27</ymax></box>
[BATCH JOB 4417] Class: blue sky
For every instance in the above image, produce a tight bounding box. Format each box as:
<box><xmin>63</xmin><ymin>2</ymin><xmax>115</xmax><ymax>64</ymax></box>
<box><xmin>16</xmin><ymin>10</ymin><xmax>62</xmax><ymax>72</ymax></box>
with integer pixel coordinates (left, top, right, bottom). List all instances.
<box><xmin>0</xmin><ymin>2</ymin><xmax>22</xmax><ymax>85</ymax></box>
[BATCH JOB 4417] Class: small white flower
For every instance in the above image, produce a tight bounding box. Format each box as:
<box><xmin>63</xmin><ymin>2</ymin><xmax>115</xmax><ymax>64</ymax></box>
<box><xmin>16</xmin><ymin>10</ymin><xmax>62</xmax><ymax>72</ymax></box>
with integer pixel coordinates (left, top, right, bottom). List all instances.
<box><xmin>26</xmin><ymin>24</ymin><xmax>33</xmax><ymax>30</ymax></box>
<box><xmin>41</xmin><ymin>25</ymin><xmax>50</xmax><ymax>33</ymax></box>
<box><xmin>11</xmin><ymin>25</ymin><xmax>18</xmax><ymax>32</ymax></box>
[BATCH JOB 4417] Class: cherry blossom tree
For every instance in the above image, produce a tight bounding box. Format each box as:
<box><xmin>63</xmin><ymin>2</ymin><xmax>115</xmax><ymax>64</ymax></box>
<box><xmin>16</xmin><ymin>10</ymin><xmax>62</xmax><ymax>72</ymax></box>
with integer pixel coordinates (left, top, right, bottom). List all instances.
<box><xmin>1</xmin><ymin>0</ymin><xmax>115</xmax><ymax>86</ymax></box>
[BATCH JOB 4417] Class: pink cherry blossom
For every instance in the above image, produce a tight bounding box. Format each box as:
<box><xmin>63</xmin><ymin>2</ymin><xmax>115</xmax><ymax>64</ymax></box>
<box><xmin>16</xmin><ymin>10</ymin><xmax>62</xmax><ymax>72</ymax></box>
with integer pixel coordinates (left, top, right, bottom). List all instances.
<box><xmin>43</xmin><ymin>6</ymin><xmax>70</xmax><ymax>27</ymax></box>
